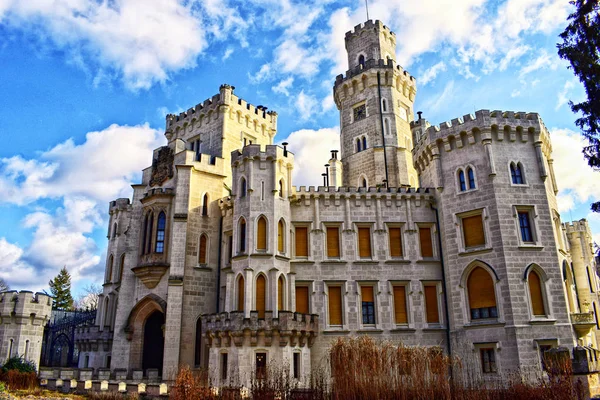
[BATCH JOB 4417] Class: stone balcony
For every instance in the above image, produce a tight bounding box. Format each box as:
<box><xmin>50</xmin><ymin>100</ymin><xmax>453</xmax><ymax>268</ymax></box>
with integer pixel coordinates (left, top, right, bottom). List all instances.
<box><xmin>133</xmin><ymin>253</ymin><xmax>169</xmax><ymax>289</ymax></box>
<box><xmin>571</xmin><ymin>312</ymin><xmax>596</xmax><ymax>338</ymax></box>
<box><xmin>202</xmin><ymin>311</ymin><xmax>319</xmax><ymax>348</ymax></box>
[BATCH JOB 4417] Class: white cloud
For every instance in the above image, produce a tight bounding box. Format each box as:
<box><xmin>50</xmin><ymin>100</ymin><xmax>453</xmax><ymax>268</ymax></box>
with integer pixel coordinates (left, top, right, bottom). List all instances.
<box><xmin>322</xmin><ymin>95</ymin><xmax>336</xmax><ymax>112</ymax></box>
<box><xmin>249</xmin><ymin>63</ymin><xmax>272</xmax><ymax>84</ymax></box>
<box><xmin>296</xmin><ymin>90</ymin><xmax>319</xmax><ymax>121</ymax></box>
<box><xmin>280</xmin><ymin>127</ymin><xmax>340</xmax><ymax>187</ymax></box>
<box><xmin>422</xmin><ymin>80</ymin><xmax>456</xmax><ymax>114</ymax></box>
<box><xmin>272</xmin><ymin>77</ymin><xmax>294</xmax><ymax>96</ymax></box>
<box><xmin>556</xmin><ymin>80</ymin><xmax>575</xmax><ymax>111</ymax></box>
<box><xmin>0</xmin><ymin>0</ymin><xmax>251</xmax><ymax>90</ymax></box>
<box><xmin>511</xmin><ymin>89</ymin><xmax>521</xmax><ymax>98</ymax></box>
<box><xmin>0</xmin><ymin>122</ymin><xmax>165</xmax><ymax>290</ymax></box>
<box><xmin>274</xmin><ymin>38</ymin><xmax>324</xmax><ymax>78</ymax></box>
<box><xmin>519</xmin><ymin>50</ymin><xmax>556</xmax><ymax>77</ymax></box>
<box><xmin>419</xmin><ymin>62</ymin><xmax>446</xmax><ymax>86</ymax></box>
<box><xmin>0</xmin><ymin>238</ymin><xmax>40</xmax><ymax>289</ymax></box>
<box><xmin>223</xmin><ymin>47</ymin><xmax>234</xmax><ymax>61</ymax></box>
<box><xmin>1</xmin><ymin>124</ymin><xmax>164</xmax><ymax>205</ymax></box>
<box><xmin>552</xmin><ymin>128</ymin><xmax>600</xmax><ymax>212</ymax></box>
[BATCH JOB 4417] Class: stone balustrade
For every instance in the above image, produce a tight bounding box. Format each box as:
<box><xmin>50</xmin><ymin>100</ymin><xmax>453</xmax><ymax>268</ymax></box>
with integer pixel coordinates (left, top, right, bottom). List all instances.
<box><xmin>202</xmin><ymin>311</ymin><xmax>319</xmax><ymax>348</ymax></box>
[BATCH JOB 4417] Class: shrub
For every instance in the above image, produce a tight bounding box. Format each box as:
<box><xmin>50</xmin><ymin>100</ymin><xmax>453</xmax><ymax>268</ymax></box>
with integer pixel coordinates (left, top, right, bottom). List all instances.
<box><xmin>2</xmin><ymin>370</ymin><xmax>38</xmax><ymax>390</ymax></box>
<box><xmin>0</xmin><ymin>381</ymin><xmax>5</xmax><ymax>392</ymax></box>
<box><xmin>1</xmin><ymin>356</ymin><xmax>36</xmax><ymax>373</ymax></box>
<box><xmin>170</xmin><ymin>365</ymin><xmax>215</xmax><ymax>400</ymax></box>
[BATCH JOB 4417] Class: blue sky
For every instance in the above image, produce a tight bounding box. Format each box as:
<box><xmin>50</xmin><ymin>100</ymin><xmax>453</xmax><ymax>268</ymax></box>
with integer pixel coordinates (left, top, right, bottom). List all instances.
<box><xmin>0</xmin><ymin>0</ymin><xmax>598</xmax><ymax>296</ymax></box>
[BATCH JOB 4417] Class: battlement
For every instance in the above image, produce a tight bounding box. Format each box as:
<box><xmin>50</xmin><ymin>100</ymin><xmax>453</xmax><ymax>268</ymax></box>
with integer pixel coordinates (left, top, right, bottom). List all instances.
<box><xmin>202</xmin><ymin>311</ymin><xmax>318</xmax><ymax>348</ymax></box>
<box><xmin>141</xmin><ymin>187</ymin><xmax>174</xmax><ymax>203</ymax></box>
<box><xmin>412</xmin><ymin>109</ymin><xmax>548</xmax><ymax>154</ymax></box>
<box><xmin>564</xmin><ymin>219</ymin><xmax>593</xmax><ymax>236</ymax></box>
<box><xmin>292</xmin><ymin>186</ymin><xmax>434</xmax><ymax>203</ymax></box>
<box><xmin>109</xmin><ymin>198</ymin><xmax>130</xmax><ymax>212</ymax></box>
<box><xmin>334</xmin><ymin>58</ymin><xmax>416</xmax><ymax>89</ymax></box>
<box><xmin>230</xmin><ymin>144</ymin><xmax>294</xmax><ymax>165</ymax></box>
<box><xmin>174</xmin><ymin>149</ymin><xmax>226</xmax><ymax>172</ymax></box>
<box><xmin>165</xmin><ymin>84</ymin><xmax>277</xmax><ymax>137</ymax></box>
<box><xmin>0</xmin><ymin>291</ymin><xmax>52</xmax><ymax>318</ymax></box>
<box><xmin>345</xmin><ymin>20</ymin><xmax>396</xmax><ymax>40</ymax></box>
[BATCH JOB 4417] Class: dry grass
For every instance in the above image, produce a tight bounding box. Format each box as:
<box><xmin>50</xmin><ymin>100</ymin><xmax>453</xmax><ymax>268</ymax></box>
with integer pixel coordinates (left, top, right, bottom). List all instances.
<box><xmin>0</xmin><ymin>371</ymin><xmax>38</xmax><ymax>391</ymax></box>
<box><xmin>329</xmin><ymin>336</ymin><xmax>578</xmax><ymax>400</ymax></box>
<box><xmin>167</xmin><ymin>337</ymin><xmax>581</xmax><ymax>400</ymax></box>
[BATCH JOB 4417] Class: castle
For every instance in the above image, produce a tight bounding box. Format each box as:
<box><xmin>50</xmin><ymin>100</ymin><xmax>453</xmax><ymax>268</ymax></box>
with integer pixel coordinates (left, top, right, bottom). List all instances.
<box><xmin>69</xmin><ymin>19</ymin><xmax>600</xmax><ymax>386</ymax></box>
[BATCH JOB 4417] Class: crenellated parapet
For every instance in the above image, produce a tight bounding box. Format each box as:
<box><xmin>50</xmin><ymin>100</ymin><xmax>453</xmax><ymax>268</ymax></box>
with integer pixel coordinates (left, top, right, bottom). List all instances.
<box><xmin>411</xmin><ymin>109</ymin><xmax>552</xmax><ymax>176</ymax></box>
<box><xmin>0</xmin><ymin>291</ymin><xmax>52</xmax><ymax>320</ymax></box>
<box><xmin>293</xmin><ymin>185</ymin><xmax>434</xmax><ymax>202</ymax></box>
<box><xmin>202</xmin><ymin>311</ymin><xmax>318</xmax><ymax>348</ymax></box>
<box><xmin>345</xmin><ymin>19</ymin><xmax>396</xmax><ymax>40</ymax></box>
<box><xmin>165</xmin><ymin>84</ymin><xmax>277</xmax><ymax>141</ymax></box>
<box><xmin>564</xmin><ymin>219</ymin><xmax>594</xmax><ymax>237</ymax></box>
<box><xmin>231</xmin><ymin>144</ymin><xmax>294</xmax><ymax>166</ymax></box>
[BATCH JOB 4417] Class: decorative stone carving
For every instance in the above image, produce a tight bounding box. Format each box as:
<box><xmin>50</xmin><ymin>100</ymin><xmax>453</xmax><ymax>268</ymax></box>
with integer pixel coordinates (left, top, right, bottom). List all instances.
<box><xmin>149</xmin><ymin>146</ymin><xmax>174</xmax><ymax>187</ymax></box>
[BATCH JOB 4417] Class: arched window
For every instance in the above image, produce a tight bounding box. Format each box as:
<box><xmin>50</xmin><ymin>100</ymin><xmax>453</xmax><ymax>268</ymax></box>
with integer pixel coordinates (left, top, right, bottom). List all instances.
<box><xmin>240</xmin><ymin>177</ymin><xmax>247</xmax><ymax>197</ymax></box>
<box><xmin>511</xmin><ymin>162</ymin><xmax>524</xmax><ymax>184</ymax></box>
<box><xmin>458</xmin><ymin>170</ymin><xmax>466</xmax><ymax>192</ymax></box>
<box><xmin>112</xmin><ymin>223</ymin><xmax>117</xmax><ymax>239</ymax></box>
<box><xmin>362</xmin><ymin>136</ymin><xmax>367</xmax><ymax>150</ymax></box>
<box><xmin>356</xmin><ymin>138</ymin><xmax>362</xmax><ymax>152</ymax></box>
<box><xmin>467</xmin><ymin>167</ymin><xmax>476</xmax><ymax>189</ymax></box>
<box><xmin>362</xmin><ymin>178</ymin><xmax>367</xmax><ymax>188</ymax></box>
<box><xmin>257</xmin><ymin>217</ymin><xmax>267</xmax><ymax>251</ymax></box>
<box><xmin>119</xmin><ymin>254</ymin><xmax>125</xmax><ymax>282</ymax></box>
<box><xmin>239</xmin><ymin>218</ymin><xmax>246</xmax><ymax>253</ymax></box>
<box><xmin>279</xmin><ymin>179</ymin><xmax>284</xmax><ymax>198</ymax></box>
<box><xmin>256</xmin><ymin>275</ymin><xmax>266</xmax><ymax>319</ymax></box>
<box><xmin>467</xmin><ymin>267</ymin><xmax>497</xmax><ymax>320</ymax></box>
<box><xmin>278</xmin><ymin>219</ymin><xmax>285</xmax><ymax>253</ymax></box>
<box><xmin>199</xmin><ymin>234</ymin><xmax>207</xmax><ymax>264</ymax></box>
<box><xmin>382</xmin><ymin>98</ymin><xmax>387</xmax><ymax>112</ymax></box>
<box><xmin>106</xmin><ymin>255</ymin><xmax>114</xmax><ymax>283</ymax></box>
<box><xmin>528</xmin><ymin>270</ymin><xmax>546</xmax><ymax>316</ymax></box>
<box><xmin>278</xmin><ymin>275</ymin><xmax>285</xmax><ymax>311</ymax></box>
<box><xmin>358</xmin><ymin>54</ymin><xmax>365</xmax><ymax>68</ymax></box>
<box><xmin>155</xmin><ymin>212</ymin><xmax>166</xmax><ymax>253</ymax></box>
<box><xmin>237</xmin><ymin>275</ymin><xmax>245</xmax><ymax>311</ymax></box>
<box><xmin>202</xmin><ymin>193</ymin><xmax>209</xmax><ymax>216</ymax></box>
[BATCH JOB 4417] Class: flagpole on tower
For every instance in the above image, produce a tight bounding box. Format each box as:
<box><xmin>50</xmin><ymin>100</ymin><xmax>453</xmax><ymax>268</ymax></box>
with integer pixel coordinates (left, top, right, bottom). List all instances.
<box><xmin>365</xmin><ymin>0</ymin><xmax>369</xmax><ymax>20</ymax></box>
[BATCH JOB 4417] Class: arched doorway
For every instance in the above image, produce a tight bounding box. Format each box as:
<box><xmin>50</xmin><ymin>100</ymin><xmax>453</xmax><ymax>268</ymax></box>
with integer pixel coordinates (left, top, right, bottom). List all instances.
<box><xmin>142</xmin><ymin>311</ymin><xmax>165</xmax><ymax>372</ymax></box>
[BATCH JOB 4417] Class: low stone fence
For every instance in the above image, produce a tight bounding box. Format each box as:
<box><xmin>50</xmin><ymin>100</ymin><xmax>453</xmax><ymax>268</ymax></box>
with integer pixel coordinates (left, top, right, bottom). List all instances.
<box><xmin>38</xmin><ymin>367</ymin><xmax>170</xmax><ymax>397</ymax></box>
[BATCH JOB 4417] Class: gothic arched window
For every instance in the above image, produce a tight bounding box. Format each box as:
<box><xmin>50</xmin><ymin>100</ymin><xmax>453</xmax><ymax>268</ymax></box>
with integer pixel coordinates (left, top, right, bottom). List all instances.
<box><xmin>202</xmin><ymin>193</ymin><xmax>209</xmax><ymax>216</ymax></box>
<box><xmin>257</xmin><ymin>216</ymin><xmax>267</xmax><ymax>251</ymax></box>
<box><xmin>155</xmin><ymin>212</ymin><xmax>166</xmax><ymax>253</ymax></box>
<box><xmin>362</xmin><ymin>136</ymin><xmax>367</xmax><ymax>150</ymax></box>
<box><xmin>458</xmin><ymin>170</ymin><xmax>466</xmax><ymax>192</ymax></box>
<box><xmin>467</xmin><ymin>267</ymin><xmax>497</xmax><ymax>320</ymax></box>
<box><xmin>511</xmin><ymin>162</ymin><xmax>524</xmax><ymax>184</ymax></box>
<box><xmin>358</xmin><ymin>54</ymin><xmax>365</xmax><ymax>68</ymax></box>
<box><xmin>467</xmin><ymin>167</ymin><xmax>476</xmax><ymax>189</ymax></box>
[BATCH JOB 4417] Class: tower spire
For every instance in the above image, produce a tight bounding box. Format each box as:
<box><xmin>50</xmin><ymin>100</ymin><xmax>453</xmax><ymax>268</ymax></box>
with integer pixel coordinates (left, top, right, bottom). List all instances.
<box><xmin>365</xmin><ymin>0</ymin><xmax>370</xmax><ymax>20</ymax></box>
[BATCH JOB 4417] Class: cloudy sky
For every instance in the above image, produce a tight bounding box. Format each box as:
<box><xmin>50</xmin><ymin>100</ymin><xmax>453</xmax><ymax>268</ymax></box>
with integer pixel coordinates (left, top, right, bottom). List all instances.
<box><xmin>0</xmin><ymin>0</ymin><xmax>598</xmax><ymax>294</ymax></box>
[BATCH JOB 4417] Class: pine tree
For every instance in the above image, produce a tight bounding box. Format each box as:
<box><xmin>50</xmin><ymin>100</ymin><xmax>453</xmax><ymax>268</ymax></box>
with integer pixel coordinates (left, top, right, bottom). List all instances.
<box><xmin>557</xmin><ymin>0</ymin><xmax>600</xmax><ymax>212</ymax></box>
<box><xmin>48</xmin><ymin>266</ymin><xmax>74</xmax><ymax>310</ymax></box>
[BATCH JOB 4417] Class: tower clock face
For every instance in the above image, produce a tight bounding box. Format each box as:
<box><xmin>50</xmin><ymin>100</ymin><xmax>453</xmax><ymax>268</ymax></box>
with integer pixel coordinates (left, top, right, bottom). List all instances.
<box><xmin>353</xmin><ymin>104</ymin><xmax>366</xmax><ymax>122</ymax></box>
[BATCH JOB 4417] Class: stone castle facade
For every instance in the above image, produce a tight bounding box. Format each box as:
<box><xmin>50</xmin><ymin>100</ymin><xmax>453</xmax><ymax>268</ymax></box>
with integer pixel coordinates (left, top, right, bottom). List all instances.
<box><xmin>0</xmin><ymin>291</ymin><xmax>52</xmax><ymax>368</ymax></box>
<box><xmin>75</xmin><ymin>20</ymin><xmax>600</xmax><ymax>385</ymax></box>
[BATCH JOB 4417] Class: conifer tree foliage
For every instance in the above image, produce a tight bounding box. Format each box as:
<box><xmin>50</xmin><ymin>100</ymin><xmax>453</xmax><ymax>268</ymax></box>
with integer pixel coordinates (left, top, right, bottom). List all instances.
<box><xmin>557</xmin><ymin>0</ymin><xmax>600</xmax><ymax>212</ymax></box>
<box><xmin>48</xmin><ymin>266</ymin><xmax>74</xmax><ymax>310</ymax></box>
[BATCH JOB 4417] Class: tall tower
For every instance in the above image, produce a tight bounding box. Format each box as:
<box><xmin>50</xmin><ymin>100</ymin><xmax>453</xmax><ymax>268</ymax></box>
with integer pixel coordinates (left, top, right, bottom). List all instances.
<box><xmin>333</xmin><ymin>20</ymin><xmax>419</xmax><ymax>188</ymax></box>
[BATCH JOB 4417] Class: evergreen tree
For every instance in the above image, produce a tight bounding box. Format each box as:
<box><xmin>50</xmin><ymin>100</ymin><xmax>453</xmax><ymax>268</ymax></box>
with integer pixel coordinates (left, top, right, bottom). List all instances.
<box><xmin>557</xmin><ymin>0</ymin><xmax>600</xmax><ymax>212</ymax></box>
<box><xmin>48</xmin><ymin>266</ymin><xmax>74</xmax><ymax>310</ymax></box>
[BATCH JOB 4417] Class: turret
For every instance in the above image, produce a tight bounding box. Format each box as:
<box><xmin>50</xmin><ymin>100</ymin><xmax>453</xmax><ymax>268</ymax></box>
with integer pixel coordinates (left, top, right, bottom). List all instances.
<box><xmin>0</xmin><ymin>291</ymin><xmax>52</xmax><ymax>368</ymax></box>
<box><xmin>333</xmin><ymin>20</ymin><xmax>419</xmax><ymax>189</ymax></box>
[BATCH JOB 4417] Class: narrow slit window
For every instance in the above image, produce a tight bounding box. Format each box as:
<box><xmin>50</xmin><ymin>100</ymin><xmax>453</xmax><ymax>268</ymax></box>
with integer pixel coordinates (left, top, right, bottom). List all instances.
<box><xmin>458</xmin><ymin>170</ymin><xmax>466</xmax><ymax>192</ymax></box>
<box><xmin>467</xmin><ymin>167</ymin><xmax>475</xmax><ymax>189</ymax></box>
